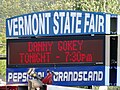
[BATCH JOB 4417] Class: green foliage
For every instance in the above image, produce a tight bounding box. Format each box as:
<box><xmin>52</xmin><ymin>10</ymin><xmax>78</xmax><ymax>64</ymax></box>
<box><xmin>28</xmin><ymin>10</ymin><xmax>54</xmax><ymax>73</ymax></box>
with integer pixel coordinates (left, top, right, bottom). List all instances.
<box><xmin>75</xmin><ymin>0</ymin><xmax>120</xmax><ymax>14</ymax></box>
<box><xmin>0</xmin><ymin>0</ymin><xmax>119</xmax><ymax>18</ymax></box>
<box><xmin>0</xmin><ymin>60</ymin><xmax>6</xmax><ymax>80</ymax></box>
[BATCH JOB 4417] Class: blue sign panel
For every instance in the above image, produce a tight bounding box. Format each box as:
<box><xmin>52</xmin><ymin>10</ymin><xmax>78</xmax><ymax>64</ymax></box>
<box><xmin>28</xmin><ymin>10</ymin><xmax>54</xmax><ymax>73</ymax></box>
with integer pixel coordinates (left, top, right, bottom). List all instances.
<box><xmin>7</xmin><ymin>66</ymin><xmax>105</xmax><ymax>86</ymax></box>
<box><xmin>6</xmin><ymin>10</ymin><xmax>109</xmax><ymax>37</ymax></box>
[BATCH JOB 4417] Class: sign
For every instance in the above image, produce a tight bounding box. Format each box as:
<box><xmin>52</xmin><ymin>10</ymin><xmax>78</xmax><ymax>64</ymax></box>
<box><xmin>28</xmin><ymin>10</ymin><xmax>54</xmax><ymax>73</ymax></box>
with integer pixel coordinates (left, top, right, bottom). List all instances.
<box><xmin>7</xmin><ymin>35</ymin><xmax>105</xmax><ymax>66</ymax></box>
<box><xmin>6</xmin><ymin>10</ymin><xmax>109</xmax><ymax>37</ymax></box>
<box><xmin>6</xmin><ymin>66</ymin><xmax>105</xmax><ymax>86</ymax></box>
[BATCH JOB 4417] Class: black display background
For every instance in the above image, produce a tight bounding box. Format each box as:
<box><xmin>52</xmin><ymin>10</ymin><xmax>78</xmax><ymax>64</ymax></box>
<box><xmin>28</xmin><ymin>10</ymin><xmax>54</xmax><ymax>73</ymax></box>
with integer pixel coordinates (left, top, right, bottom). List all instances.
<box><xmin>7</xmin><ymin>35</ymin><xmax>105</xmax><ymax>67</ymax></box>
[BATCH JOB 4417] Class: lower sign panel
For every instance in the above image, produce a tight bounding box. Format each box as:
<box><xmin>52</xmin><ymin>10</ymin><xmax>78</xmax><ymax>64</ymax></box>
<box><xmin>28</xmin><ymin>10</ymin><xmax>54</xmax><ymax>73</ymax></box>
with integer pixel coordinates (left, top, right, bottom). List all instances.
<box><xmin>7</xmin><ymin>66</ymin><xmax>105</xmax><ymax>86</ymax></box>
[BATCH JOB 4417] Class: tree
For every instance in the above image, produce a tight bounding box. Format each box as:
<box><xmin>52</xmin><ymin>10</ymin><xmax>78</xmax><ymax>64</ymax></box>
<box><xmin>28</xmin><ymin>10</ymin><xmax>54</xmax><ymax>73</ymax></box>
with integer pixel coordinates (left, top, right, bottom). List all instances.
<box><xmin>75</xmin><ymin>0</ymin><xmax>120</xmax><ymax>14</ymax></box>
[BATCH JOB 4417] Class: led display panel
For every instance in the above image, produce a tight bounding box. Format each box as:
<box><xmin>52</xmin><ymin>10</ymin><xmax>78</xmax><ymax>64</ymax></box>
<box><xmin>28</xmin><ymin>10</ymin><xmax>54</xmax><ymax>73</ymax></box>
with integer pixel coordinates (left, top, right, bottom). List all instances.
<box><xmin>7</xmin><ymin>36</ymin><xmax>105</xmax><ymax>65</ymax></box>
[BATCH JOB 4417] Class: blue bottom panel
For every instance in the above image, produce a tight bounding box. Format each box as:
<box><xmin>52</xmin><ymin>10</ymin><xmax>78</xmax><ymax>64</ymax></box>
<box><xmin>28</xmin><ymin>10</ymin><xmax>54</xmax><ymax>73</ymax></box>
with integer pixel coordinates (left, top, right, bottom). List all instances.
<box><xmin>7</xmin><ymin>66</ymin><xmax>105</xmax><ymax>86</ymax></box>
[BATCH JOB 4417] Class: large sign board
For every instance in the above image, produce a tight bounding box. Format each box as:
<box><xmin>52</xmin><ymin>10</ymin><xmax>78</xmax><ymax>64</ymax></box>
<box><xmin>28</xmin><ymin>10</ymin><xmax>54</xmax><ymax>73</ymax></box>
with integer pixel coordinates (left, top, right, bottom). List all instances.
<box><xmin>6</xmin><ymin>10</ymin><xmax>113</xmax><ymax>86</ymax></box>
<box><xmin>7</xmin><ymin>66</ymin><xmax>106</xmax><ymax>86</ymax></box>
<box><xmin>6</xmin><ymin>10</ymin><xmax>110</xmax><ymax>37</ymax></box>
<box><xmin>7</xmin><ymin>35</ymin><xmax>105</xmax><ymax>66</ymax></box>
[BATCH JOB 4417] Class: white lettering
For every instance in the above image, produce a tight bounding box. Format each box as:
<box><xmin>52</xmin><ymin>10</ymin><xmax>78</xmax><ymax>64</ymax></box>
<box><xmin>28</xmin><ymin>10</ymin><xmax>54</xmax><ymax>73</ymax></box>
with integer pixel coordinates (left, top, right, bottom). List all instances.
<box><xmin>7</xmin><ymin>72</ymin><xmax>44</xmax><ymax>83</ymax></box>
<box><xmin>84</xmin><ymin>13</ymin><xmax>90</xmax><ymax>33</ymax></box>
<box><xmin>22</xmin><ymin>72</ymin><xmax>28</xmax><ymax>82</ymax></box>
<box><xmin>98</xmin><ymin>71</ymin><xmax>103</xmax><ymax>81</ymax></box>
<box><xmin>63</xmin><ymin>72</ymin><xmax>68</xmax><ymax>81</ymax></box>
<box><xmin>6</xmin><ymin>11</ymin><xmax>106</xmax><ymax>37</ymax></box>
<box><xmin>7</xmin><ymin>20</ymin><xmax>13</xmax><ymax>36</ymax></box>
<box><xmin>59</xmin><ymin>12</ymin><xmax>65</xmax><ymax>34</ymax></box>
<box><xmin>8</xmin><ymin>73</ymin><xmax>12</xmax><ymax>82</ymax></box>
<box><xmin>73</xmin><ymin>71</ymin><xmax>78</xmax><ymax>81</ymax></box>
<box><xmin>59</xmin><ymin>72</ymin><xmax>63</xmax><ymax>81</ymax></box>
<box><xmin>88</xmin><ymin>14</ymin><xmax>95</xmax><ymax>32</ymax></box>
<box><xmin>64</xmin><ymin>12</ymin><xmax>70</xmax><ymax>34</ymax></box>
<box><xmin>13</xmin><ymin>18</ymin><xmax>18</xmax><ymax>35</ymax></box>
<box><xmin>76</xmin><ymin>13</ymin><xmax>82</xmax><ymax>33</ymax></box>
<box><xmin>18</xmin><ymin>17</ymin><xmax>24</xmax><ymax>35</ymax></box>
<box><xmin>18</xmin><ymin>72</ymin><xmax>23</xmax><ymax>82</ymax></box>
<box><xmin>98</xmin><ymin>15</ymin><xmax>104</xmax><ymax>32</ymax></box>
<box><xmin>39</xmin><ymin>14</ymin><xmax>45</xmax><ymax>34</ymax></box>
<box><xmin>83</xmin><ymin>71</ymin><xmax>88</xmax><ymax>81</ymax></box>
<box><xmin>68</xmin><ymin>71</ymin><xmax>73</xmax><ymax>81</ymax></box>
<box><xmin>13</xmin><ymin>73</ymin><xmax>18</xmax><ymax>82</ymax></box>
<box><xmin>71</xmin><ymin>12</ymin><xmax>76</xmax><ymax>33</ymax></box>
<box><xmin>24</xmin><ymin>15</ymin><xmax>32</xmax><ymax>35</ymax></box>
<box><xmin>32</xmin><ymin>14</ymin><xmax>38</xmax><ymax>35</ymax></box>
<box><xmin>95</xmin><ymin>15</ymin><xmax>98</xmax><ymax>32</ymax></box>
<box><xmin>54</xmin><ymin>72</ymin><xmax>59</xmax><ymax>81</ymax></box>
<box><xmin>93</xmin><ymin>71</ymin><xmax>98</xmax><ymax>81</ymax></box>
<box><xmin>45</xmin><ymin>13</ymin><xmax>51</xmax><ymax>34</ymax></box>
<box><xmin>88</xmin><ymin>71</ymin><xmax>93</xmax><ymax>81</ymax></box>
<box><xmin>53</xmin><ymin>12</ymin><xmax>59</xmax><ymax>34</ymax></box>
<box><xmin>78</xmin><ymin>72</ymin><xmax>82</xmax><ymax>81</ymax></box>
<box><xmin>54</xmin><ymin>71</ymin><xmax>103</xmax><ymax>82</ymax></box>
